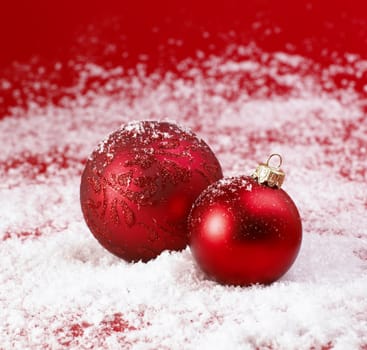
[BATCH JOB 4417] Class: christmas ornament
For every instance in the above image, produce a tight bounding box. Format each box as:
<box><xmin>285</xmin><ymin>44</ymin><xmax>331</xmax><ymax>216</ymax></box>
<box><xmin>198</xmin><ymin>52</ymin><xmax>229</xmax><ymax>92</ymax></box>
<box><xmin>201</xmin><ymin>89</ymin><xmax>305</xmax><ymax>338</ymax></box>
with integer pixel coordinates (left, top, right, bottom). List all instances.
<box><xmin>80</xmin><ymin>120</ymin><xmax>223</xmax><ymax>262</ymax></box>
<box><xmin>188</xmin><ymin>154</ymin><xmax>302</xmax><ymax>286</ymax></box>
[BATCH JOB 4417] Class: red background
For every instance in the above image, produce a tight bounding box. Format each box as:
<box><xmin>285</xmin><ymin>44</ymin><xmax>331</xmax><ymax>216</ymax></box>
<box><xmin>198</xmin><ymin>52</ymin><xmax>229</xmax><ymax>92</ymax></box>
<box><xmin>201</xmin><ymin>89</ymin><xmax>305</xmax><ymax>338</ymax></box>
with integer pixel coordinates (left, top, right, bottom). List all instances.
<box><xmin>1</xmin><ymin>0</ymin><xmax>367</xmax><ymax>61</ymax></box>
<box><xmin>1</xmin><ymin>0</ymin><xmax>367</xmax><ymax>119</ymax></box>
<box><xmin>1</xmin><ymin>1</ymin><xmax>367</xmax><ymax>71</ymax></box>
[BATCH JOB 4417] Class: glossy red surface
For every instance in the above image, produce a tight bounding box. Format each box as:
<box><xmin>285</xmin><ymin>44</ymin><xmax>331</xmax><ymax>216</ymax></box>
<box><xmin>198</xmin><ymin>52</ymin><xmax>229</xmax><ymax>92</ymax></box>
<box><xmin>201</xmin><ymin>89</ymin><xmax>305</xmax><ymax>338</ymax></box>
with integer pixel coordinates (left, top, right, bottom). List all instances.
<box><xmin>189</xmin><ymin>176</ymin><xmax>302</xmax><ymax>286</ymax></box>
<box><xmin>80</xmin><ymin>121</ymin><xmax>222</xmax><ymax>262</ymax></box>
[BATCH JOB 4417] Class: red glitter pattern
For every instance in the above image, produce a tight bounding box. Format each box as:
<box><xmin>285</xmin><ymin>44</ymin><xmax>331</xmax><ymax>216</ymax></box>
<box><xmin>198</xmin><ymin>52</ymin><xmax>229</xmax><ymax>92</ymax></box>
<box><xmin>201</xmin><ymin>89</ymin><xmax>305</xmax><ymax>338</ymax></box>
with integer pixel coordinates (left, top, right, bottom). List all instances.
<box><xmin>80</xmin><ymin>120</ymin><xmax>222</xmax><ymax>261</ymax></box>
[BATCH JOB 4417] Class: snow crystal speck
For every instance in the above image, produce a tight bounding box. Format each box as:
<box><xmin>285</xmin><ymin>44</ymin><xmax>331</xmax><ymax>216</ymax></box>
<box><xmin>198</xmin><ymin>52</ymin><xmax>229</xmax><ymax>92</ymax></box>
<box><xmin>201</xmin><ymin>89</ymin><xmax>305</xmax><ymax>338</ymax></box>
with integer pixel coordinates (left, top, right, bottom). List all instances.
<box><xmin>123</xmin><ymin>120</ymin><xmax>147</xmax><ymax>134</ymax></box>
<box><xmin>1</xmin><ymin>43</ymin><xmax>367</xmax><ymax>349</ymax></box>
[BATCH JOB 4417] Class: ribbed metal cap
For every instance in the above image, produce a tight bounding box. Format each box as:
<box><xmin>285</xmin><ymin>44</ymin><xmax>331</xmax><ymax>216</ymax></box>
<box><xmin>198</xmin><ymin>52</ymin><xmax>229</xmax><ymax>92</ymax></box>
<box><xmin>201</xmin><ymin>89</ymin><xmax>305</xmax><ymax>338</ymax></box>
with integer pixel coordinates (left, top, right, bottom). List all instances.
<box><xmin>252</xmin><ymin>154</ymin><xmax>285</xmax><ymax>188</ymax></box>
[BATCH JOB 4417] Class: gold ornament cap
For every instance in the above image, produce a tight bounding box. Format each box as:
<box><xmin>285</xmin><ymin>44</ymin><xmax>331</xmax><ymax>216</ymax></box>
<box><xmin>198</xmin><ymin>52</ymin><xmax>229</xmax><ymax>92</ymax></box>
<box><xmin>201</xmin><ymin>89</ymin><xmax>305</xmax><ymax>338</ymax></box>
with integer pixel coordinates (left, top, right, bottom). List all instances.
<box><xmin>252</xmin><ymin>153</ymin><xmax>285</xmax><ymax>188</ymax></box>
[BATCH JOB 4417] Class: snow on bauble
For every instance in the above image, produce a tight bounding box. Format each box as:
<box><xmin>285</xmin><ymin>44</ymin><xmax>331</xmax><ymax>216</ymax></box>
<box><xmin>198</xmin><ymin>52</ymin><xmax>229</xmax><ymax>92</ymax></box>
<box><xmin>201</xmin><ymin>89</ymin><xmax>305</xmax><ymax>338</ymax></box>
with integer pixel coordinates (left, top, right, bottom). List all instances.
<box><xmin>80</xmin><ymin>120</ymin><xmax>223</xmax><ymax>262</ymax></box>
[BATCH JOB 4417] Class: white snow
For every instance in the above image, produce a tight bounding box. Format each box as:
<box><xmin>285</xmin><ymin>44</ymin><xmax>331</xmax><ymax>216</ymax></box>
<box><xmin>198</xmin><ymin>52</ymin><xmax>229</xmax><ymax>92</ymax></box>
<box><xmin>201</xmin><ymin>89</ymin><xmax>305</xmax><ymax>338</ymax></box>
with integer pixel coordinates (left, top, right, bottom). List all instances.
<box><xmin>1</xmin><ymin>44</ymin><xmax>367</xmax><ymax>349</ymax></box>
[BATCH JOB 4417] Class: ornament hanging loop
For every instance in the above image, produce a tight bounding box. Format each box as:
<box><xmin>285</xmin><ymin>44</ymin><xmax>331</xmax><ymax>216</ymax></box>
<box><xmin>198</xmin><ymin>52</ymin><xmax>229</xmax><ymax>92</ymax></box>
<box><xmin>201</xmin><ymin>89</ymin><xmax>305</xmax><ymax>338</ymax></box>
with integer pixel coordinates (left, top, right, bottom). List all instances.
<box><xmin>252</xmin><ymin>153</ymin><xmax>286</xmax><ymax>188</ymax></box>
<box><xmin>266</xmin><ymin>153</ymin><xmax>282</xmax><ymax>169</ymax></box>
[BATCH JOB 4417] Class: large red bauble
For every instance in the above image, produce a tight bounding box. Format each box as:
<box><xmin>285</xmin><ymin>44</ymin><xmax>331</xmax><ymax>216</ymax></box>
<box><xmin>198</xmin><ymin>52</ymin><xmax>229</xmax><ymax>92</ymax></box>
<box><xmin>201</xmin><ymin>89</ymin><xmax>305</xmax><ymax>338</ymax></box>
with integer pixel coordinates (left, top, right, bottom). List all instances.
<box><xmin>80</xmin><ymin>120</ymin><xmax>222</xmax><ymax>262</ymax></box>
<box><xmin>188</xmin><ymin>176</ymin><xmax>302</xmax><ymax>286</ymax></box>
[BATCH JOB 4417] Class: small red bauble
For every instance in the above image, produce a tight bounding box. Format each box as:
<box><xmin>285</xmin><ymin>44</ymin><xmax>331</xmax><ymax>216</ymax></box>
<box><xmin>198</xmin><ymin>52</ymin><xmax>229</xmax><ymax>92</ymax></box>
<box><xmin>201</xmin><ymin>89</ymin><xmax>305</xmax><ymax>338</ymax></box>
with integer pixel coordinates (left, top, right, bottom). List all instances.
<box><xmin>189</xmin><ymin>154</ymin><xmax>302</xmax><ymax>286</ymax></box>
<box><xmin>80</xmin><ymin>120</ymin><xmax>222</xmax><ymax>262</ymax></box>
